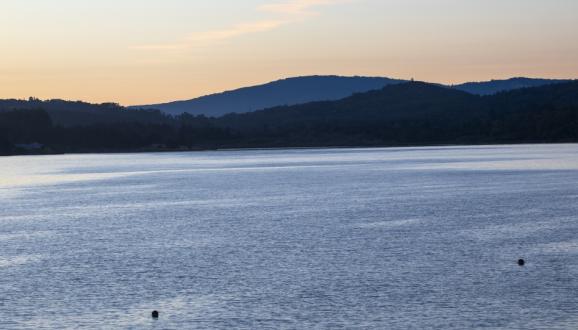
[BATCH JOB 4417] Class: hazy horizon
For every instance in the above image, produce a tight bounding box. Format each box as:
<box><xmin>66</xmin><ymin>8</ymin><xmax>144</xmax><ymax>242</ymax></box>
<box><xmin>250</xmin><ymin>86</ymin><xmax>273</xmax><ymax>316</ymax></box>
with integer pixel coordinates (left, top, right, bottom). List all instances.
<box><xmin>1</xmin><ymin>0</ymin><xmax>577</xmax><ymax>105</ymax></box>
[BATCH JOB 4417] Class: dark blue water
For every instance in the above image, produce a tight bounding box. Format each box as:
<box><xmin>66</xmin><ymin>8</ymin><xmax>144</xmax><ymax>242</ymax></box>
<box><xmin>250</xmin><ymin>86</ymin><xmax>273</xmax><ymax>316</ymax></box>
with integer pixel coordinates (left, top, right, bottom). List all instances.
<box><xmin>1</xmin><ymin>144</ymin><xmax>577</xmax><ymax>329</ymax></box>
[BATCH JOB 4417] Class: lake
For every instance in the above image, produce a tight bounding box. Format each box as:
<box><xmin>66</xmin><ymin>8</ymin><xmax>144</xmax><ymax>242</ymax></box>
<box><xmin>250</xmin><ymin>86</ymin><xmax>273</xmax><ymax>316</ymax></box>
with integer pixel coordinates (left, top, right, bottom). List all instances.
<box><xmin>1</xmin><ymin>144</ymin><xmax>578</xmax><ymax>329</ymax></box>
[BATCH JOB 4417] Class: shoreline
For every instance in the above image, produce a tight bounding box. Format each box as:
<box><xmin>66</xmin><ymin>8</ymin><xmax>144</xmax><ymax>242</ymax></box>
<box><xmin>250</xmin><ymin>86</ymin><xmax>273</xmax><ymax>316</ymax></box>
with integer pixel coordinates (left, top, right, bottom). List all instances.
<box><xmin>1</xmin><ymin>141</ymin><xmax>577</xmax><ymax>158</ymax></box>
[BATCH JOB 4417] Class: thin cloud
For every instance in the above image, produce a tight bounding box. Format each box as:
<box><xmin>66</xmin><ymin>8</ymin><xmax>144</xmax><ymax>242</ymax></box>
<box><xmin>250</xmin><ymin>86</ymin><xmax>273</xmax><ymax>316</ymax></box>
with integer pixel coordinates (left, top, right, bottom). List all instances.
<box><xmin>187</xmin><ymin>19</ymin><xmax>289</xmax><ymax>43</ymax></box>
<box><xmin>133</xmin><ymin>20</ymin><xmax>288</xmax><ymax>51</ymax></box>
<box><xmin>260</xmin><ymin>0</ymin><xmax>344</xmax><ymax>16</ymax></box>
<box><xmin>133</xmin><ymin>0</ymin><xmax>348</xmax><ymax>52</ymax></box>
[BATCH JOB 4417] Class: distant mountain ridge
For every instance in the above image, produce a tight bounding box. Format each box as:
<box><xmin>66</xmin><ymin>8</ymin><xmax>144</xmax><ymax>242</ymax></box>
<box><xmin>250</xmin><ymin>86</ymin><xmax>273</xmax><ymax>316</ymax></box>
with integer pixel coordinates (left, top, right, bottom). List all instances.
<box><xmin>130</xmin><ymin>76</ymin><xmax>406</xmax><ymax>116</ymax></box>
<box><xmin>452</xmin><ymin>77</ymin><xmax>570</xmax><ymax>95</ymax></box>
<box><xmin>132</xmin><ymin>76</ymin><xmax>571</xmax><ymax>116</ymax></box>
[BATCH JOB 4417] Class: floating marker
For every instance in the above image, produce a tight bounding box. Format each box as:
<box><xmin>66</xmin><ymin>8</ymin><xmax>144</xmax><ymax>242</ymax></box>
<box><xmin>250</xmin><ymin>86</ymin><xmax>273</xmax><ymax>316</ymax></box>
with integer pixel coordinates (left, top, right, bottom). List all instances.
<box><xmin>517</xmin><ymin>259</ymin><xmax>525</xmax><ymax>266</ymax></box>
<box><xmin>152</xmin><ymin>310</ymin><xmax>159</xmax><ymax>319</ymax></box>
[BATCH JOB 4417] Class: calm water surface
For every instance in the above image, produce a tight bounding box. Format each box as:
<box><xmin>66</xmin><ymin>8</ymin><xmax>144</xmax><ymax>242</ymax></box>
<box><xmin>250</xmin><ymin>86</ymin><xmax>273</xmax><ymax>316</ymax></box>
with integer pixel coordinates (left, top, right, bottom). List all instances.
<box><xmin>1</xmin><ymin>144</ymin><xmax>578</xmax><ymax>329</ymax></box>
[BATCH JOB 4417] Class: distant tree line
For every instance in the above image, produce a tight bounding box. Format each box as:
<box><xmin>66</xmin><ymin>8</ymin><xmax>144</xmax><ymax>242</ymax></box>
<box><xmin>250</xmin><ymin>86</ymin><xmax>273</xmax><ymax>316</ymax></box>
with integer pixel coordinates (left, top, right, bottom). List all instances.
<box><xmin>1</xmin><ymin>81</ymin><xmax>577</xmax><ymax>156</ymax></box>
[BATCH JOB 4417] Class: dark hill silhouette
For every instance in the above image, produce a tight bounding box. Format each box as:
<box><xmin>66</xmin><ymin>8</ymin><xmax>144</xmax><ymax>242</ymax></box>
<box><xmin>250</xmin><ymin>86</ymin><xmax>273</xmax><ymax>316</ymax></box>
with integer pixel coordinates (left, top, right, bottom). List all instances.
<box><xmin>0</xmin><ymin>98</ymin><xmax>170</xmax><ymax>127</ymax></box>
<box><xmin>453</xmin><ymin>77</ymin><xmax>570</xmax><ymax>95</ymax></box>
<box><xmin>218</xmin><ymin>82</ymin><xmax>480</xmax><ymax>130</ymax></box>
<box><xmin>130</xmin><ymin>75</ymin><xmax>405</xmax><ymax>116</ymax></box>
<box><xmin>487</xmin><ymin>80</ymin><xmax>578</xmax><ymax>108</ymax></box>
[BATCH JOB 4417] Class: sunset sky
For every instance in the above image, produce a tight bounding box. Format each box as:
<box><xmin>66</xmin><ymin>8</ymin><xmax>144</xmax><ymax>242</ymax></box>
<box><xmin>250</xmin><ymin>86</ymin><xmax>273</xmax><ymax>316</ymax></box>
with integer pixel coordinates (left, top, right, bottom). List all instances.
<box><xmin>1</xmin><ymin>0</ymin><xmax>577</xmax><ymax>105</ymax></box>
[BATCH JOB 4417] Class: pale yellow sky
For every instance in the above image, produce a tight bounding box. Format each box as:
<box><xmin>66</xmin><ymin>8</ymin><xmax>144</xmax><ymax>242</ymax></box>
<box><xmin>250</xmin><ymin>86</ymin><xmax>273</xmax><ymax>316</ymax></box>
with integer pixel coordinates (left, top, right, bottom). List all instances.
<box><xmin>1</xmin><ymin>0</ymin><xmax>577</xmax><ymax>105</ymax></box>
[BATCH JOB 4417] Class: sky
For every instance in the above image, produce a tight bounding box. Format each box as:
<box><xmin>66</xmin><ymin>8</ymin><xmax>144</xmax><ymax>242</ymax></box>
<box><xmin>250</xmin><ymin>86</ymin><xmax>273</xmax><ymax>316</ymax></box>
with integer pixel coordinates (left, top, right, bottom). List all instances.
<box><xmin>1</xmin><ymin>0</ymin><xmax>577</xmax><ymax>105</ymax></box>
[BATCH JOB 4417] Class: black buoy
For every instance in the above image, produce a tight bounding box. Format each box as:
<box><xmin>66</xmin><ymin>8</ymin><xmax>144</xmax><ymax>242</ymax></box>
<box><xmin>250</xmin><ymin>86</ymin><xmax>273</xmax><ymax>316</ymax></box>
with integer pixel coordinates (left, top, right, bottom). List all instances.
<box><xmin>152</xmin><ymin>310</ymin><xmax>159</xmax><ymax>319</ymax></box>
<box><xmin>517</xmin><ymin>259</ymin><xmax>525</xmax><ymax>266</ymax></box>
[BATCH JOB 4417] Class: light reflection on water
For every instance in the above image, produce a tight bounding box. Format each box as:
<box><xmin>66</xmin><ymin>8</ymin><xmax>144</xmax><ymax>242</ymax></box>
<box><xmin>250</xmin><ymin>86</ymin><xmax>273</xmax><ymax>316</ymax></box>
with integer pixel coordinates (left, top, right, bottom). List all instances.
<box><xmin>1</xmin><ymin>144</ymin><xmax>578</xmax><ymax>329</ymax></box>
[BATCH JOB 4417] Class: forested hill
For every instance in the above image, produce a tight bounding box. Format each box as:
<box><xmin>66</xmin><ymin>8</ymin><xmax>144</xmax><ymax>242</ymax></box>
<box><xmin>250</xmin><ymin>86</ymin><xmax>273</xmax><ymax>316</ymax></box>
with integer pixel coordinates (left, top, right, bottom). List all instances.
<box><xmin>1</xmin><ymin>81</ymin><xmax>577</xmax><ymax>155</ymax></box>
<box><xmin>0</xmin><ymin>98</ymin><xmax>170</xmax><ymax>127</ymax></box>
<box><xmin>218</xmin><ymin>82</ymin><xmax>478</xmax><ymax>131</ymax></box>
